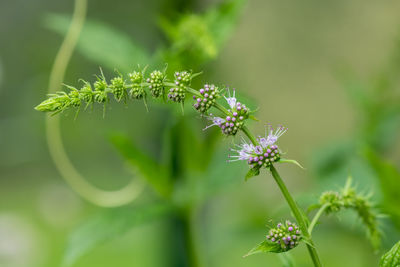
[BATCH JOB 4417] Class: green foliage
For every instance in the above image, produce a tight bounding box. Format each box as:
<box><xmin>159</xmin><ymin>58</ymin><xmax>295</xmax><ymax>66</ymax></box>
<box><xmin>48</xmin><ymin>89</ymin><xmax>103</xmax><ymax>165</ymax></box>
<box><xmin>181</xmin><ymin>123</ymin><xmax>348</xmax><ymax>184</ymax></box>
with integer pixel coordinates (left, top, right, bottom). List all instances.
<box><xmin>44</xmin><ymin>14</ymin><xmax>151</xmax><ymax>72</ymax></box>
<box><xmin>364</xmin><ymin>147</ymin><xmax>400</xmax><ymax>228</ymax></box>
<box><xmin>244</xmin><ymin>240</ymin><xmax>283</xmax><ymax>257</ymax></box>
<box><xmin>159</xmin><ymin>0</ymin><xmax>246</xmax><ymax>67</ymax></box>
<box><xmin>380</xmin><ymin>240</ymin><xmax>400</xmax><ymax>267</ymax></box>
<box><xmin>278</xmin><ymin>253</ymin><xmax>296</xmax><ymax>267</ymax></box>
<box><xmin>245</xmin><ymin>167</ymin><xmax>260</xmax><ymax>181</ymax></box>
<box><xmin>44</xmin><ymin>0</ymin><xmax>246</xmax><ymax>71</ymax></box>
<box><xmin>34</xmin><ymin>67</ymin><xmax>198</xmax><ymax>116</ymax></box>
<box><xmin>245</xmin><ymin>221</ymin><xmax>303</xmax><ymax>257</ymax></box>
<box><xmin>311</xmin><ymin>177</ymin><xmax>381</xmax><ymax>250</ymax></box>
<box><xmin>277</xmin><ymin>159</ymin><xmax>305</xmax><ymax>169</ymax></box>
<box><xmin>109</xmin><ymin>133</ymin><xmax>172</xmax><ymax>198</ymax></box>
<box><xmin>62</xmin><ymin>203</ymin><xmax>173</xmax><ymax>267</ymax></box>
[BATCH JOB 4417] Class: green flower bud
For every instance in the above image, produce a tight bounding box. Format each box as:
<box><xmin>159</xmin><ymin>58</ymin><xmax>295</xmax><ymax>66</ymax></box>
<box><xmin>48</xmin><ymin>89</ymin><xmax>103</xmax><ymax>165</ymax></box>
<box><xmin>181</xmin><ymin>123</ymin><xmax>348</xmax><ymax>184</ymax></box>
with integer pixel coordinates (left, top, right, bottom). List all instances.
<box><xmin>110</xmin><ymin>76</ymin><xmax>127</xmax><ymax>101</ymax></box>
<box><xmin>128</xmin><ymin>71</ymin><xmax>145</xmax><ymax>100</ymax></box>
<box><xmin>147</xmin><ymin>70</ymin><xmax>165</xmax><ymax>98</ymax></box>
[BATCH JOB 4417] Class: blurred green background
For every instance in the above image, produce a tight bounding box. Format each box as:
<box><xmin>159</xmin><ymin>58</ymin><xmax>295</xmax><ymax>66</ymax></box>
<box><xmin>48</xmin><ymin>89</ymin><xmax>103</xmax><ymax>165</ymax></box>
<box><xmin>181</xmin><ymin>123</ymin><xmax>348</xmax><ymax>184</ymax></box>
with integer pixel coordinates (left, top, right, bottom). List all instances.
<box><xmin>1</xmin><ymin>0</ymin><xmax>400</xmax><ymax>267</ymax></box>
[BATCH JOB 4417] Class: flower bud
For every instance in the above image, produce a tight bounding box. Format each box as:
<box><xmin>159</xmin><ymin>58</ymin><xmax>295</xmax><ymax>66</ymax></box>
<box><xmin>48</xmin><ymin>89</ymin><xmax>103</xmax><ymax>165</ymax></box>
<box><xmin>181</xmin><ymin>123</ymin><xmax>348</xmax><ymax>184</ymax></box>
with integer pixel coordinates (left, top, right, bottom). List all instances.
<box><xmin>128</xmin><ymin>71</ymin><xmax>145</xmax><ymax>100</ymax></box>
<box><xmin>79</xmin><ymin>81</ymin><xmax>94</xmax><ymax>104</ymax></box>
<box><xmin>193</xmin><ymin>84</ymin><xmax>220</xmax><ymax>114</ymax></box>
<box><xmin>110</xmin><ymin>76</ymin><xmax>127</xmax><ymax>101</ymax></box>
<box><xmin>168</xmin><ymin>71</ymin><xmax>190</xmax><ymax>103</ymax></box>
<box><xmin>266</xmin><ymin>221</ymin><xmax>302</xmax><ymax>251</ymax></box>
<box><xmin>93</xmin><ymin>76</ymin><xmax>108</xmax><ymax>103</ymax></box>
<box><xmin>147</xmin><ymin>70</ymin><xmax>165</xmax><ymax>98</ymax></box>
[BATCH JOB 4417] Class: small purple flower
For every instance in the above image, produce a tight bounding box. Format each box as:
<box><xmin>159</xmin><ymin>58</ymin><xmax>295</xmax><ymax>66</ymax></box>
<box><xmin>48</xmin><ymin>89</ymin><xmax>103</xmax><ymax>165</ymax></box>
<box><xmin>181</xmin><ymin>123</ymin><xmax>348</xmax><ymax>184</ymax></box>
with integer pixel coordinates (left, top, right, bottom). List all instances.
<box><xmin>204</xmin><ymin>115</ymin><xmax>225</xmax><ymax>130</ymax></box>
<box><xmin>224</xmin><ymin>88</ymin><xmax>237</xmax><ymax>109</ymax></box>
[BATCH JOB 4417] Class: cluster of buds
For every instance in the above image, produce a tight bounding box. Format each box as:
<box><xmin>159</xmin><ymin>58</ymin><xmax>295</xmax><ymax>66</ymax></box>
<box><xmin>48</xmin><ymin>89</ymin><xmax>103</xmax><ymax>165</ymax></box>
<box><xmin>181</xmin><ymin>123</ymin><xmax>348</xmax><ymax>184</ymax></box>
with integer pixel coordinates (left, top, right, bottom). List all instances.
<box><xmin>193</xmin><ymin>84</ymin><xmax>220</xmax><ymax>113</ymax></box>
<box><xmin>222</xmin><ymin>101</ymin><xmax>249</xmax><ymax>135</ymax></box>
<box><xmin>110</xmin><ymin>76</ymin><xmax>127</xmax><ymax>101</ymax></box>
<box><xmin>93</xmin><ymin>75</ymin><xmax>108</xmax><ymax>103</ymax></box>
<box><xmin>168</xmin><ymin>71</ymin><xmax>191</xmax><ymax>103</ymax></box>
<box><xmin>147</xmin><ymin>70</ymin><xmax>165</xmax><ymax>98</ymax></box>
<box><xmin>204</xmin><ymin>89</ymin><xmax>250</xmax><ymax>136</ymax></box>
<box><xmin>246</xmin><ymin>144</ymin><xmax>280</xmax><ymax>168</ymax></box>
<box><xmin>229</xmin><ymin>125</ymin><xmax>286</xmax><ymax>166</ymax></box>
<box><xmin>128</xmin><ymin>71</ymin><xmax>145</xmax><ymax>100</ymax></box>
<box><xmin>266</xmin><ymin>221</ymin><xmax>301</xmax><ymax>251</ymax></box>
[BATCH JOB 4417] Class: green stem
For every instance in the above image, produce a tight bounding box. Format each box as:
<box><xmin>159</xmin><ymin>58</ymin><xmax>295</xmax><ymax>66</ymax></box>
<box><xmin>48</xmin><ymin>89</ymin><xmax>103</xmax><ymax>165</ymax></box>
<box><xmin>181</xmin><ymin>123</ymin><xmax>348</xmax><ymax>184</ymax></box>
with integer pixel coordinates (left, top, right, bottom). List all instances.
<box><xmin>239</xmin><ymin>125</ymin><xmax>322</xmax><ymax>266</ymax></box>
<box><xmin>241</xmin><ymin>125</ymin><xmax>257</xmax><ymax>145</ymax></box>
<box><xmin>213</xmin><ymin>102</ymin><xmax>230</xmax><ymax>116</ymax></box>
<box><xmin>46</xmin><ymin>0</ymin><xmax>143</xmax><ymax>207</ymax></box>
<box><xmin>308</xmin><ymin>203</ymin><xmax>329</xmax><ymax>234</ymax></box>
<box><xmin>182</xmin><ymin>211</ymin><xmax>202</xmax><ymax>267</ymax></box>
<box><xmin>270</xmin><ymin>165</ymin><xmax>322</xmax><ymax>267</ymax></box>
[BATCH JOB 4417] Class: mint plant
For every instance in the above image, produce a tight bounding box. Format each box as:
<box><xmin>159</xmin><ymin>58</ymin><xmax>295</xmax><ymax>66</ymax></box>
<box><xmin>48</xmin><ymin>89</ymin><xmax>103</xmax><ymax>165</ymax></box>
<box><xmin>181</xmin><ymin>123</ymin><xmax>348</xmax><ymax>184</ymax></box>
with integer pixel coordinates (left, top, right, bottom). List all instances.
<box><xmin>36</xmin><ymin>66</ymin><xmax>382</xmax><ymax>266</ymax></box>
<box><xmin>36</xmin><ymin>0</ymin><xmax>392</xmax><ymax>266</ymax></box>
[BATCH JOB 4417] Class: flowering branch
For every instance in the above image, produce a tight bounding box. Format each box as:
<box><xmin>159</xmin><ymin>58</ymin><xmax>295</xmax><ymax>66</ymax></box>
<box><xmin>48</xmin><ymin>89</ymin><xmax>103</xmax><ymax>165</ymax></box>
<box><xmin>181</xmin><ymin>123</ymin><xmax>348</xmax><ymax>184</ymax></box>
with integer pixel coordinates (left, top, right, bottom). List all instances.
<box><xmin>36</xmin><ymin>66</ymin><xmax>323</xmax><ymax>266</ymax></box>
<box><xmin>308</xmin><ymin>177</ymin><xmax>382</xmax><ymax>250</ymax></box>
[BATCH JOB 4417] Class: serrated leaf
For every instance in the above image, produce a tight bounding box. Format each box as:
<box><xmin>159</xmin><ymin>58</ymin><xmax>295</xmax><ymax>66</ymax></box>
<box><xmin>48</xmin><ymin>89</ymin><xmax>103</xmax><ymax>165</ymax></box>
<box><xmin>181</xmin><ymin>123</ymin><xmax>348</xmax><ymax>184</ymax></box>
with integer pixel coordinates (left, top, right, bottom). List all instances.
<box><xmin>245</xmin><ymin>167</ymin><xmax>260</xmax><ymax>181</ymax></box>
<box><xmin>63</xmin><ymin>203</ymin><xmax>173</xmax><ymax>267</ymax></box>
<box><xmin>243</xmin><ymin>240</ymin><xmax>282</xmax><ymax>257</ymax></box>
<box><xmin>109</xmin><ymin>133</ymin><xmax>172</xmax><ymax>197</ymax></box>
<box><xmin>43</xmin><ymin>14</ymin><xmax>151</xmax><ymax>72</ymax></box>
<box><xmin>380</xmin><ymin>240</ymin><xmax>400</xmax><ymax>267</ymax></box>
<box><xmin>278</xmin><ymin>158</ymin><xmax>305</xmax><ymax>169</ymax></box>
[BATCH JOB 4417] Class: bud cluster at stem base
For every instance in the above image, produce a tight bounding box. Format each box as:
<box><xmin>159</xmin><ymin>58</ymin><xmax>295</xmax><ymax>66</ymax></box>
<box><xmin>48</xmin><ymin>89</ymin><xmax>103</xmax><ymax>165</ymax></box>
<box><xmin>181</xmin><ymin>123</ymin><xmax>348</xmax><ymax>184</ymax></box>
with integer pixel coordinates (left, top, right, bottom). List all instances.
<box><xmin>266</xmin><ymin>221</ymin><xmax>302</xmax><ymax>251</ymax></box>
<box><xmin>247</xmin><ymin>144</ymin><xmax>281</xmax><ymax>168</ymax></box>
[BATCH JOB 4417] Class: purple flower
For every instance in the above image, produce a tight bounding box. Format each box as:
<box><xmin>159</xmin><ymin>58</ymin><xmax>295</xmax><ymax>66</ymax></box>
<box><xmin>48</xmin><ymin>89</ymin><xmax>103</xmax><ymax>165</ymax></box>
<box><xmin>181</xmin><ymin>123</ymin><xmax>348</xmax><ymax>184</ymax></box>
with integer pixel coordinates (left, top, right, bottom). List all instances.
<box><xmin>224</xmin><ymin>88</ymin><xmax>237</xmax><ymax>109</ymax></box>
<box><xmin>204</xmin><ymin>115</ymin><xmax>225</xmax><ymax>130</ymax></box>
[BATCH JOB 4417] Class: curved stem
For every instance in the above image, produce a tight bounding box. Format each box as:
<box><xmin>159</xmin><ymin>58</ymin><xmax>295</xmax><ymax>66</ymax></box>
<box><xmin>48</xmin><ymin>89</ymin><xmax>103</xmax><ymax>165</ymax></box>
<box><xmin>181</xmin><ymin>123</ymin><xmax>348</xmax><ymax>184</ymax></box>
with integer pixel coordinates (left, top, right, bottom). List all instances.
<box><xmin>308</xmin><ymin>203</ymin><xmax>329</xmax><ymax>234</ymax></box>
<box><xmin>269</xmin><ymin>165</ymin><xmax>322</xmax><ymax>267</ymax></box>
<box><xmin>46</xmin><ymin>0</ymin><xmax>143</xmax><ymax>207</ymax></box>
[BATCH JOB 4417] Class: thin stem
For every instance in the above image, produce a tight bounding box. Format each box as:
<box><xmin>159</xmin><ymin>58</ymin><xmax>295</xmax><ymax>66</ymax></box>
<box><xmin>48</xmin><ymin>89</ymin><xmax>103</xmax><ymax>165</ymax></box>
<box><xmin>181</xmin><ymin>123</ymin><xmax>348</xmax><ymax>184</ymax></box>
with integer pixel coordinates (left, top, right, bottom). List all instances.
<box><xmin>269</xmin><ymin>165</ymin><xmax>322</xmax><ymax>267</ymax></box>
<box><xmin>182</xmin><ymin>211</ymin><xmax>202</xmax><ymax>267</ymax></box>
<box><xmin>46</xmin><ymin>0</ymin><xmax>143</xmax><ymax>207</ymax></box>
<box><xmin>241</xmin><ymin>125</ymin><xmax>257</xmax><ymax>145</ymax></box>
<box><xmin>308</xmin><ymin>203</ymin><xmax>329</xmax><ymax>234</ymax></box>
<box><xmin>213</xmin><ymin>102</ymin><xmax>230</xmax><ymax>116</ymax></box>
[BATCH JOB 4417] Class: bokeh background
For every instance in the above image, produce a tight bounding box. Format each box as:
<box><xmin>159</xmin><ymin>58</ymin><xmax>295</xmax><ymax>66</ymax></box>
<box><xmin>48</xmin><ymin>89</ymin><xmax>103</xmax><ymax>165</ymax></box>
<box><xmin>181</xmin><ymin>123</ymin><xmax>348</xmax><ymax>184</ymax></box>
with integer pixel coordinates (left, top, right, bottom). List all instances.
<box><xmin>1</xmin><ymin>0</ymin><xmax>400</xmax><ymax>266</ymax></box>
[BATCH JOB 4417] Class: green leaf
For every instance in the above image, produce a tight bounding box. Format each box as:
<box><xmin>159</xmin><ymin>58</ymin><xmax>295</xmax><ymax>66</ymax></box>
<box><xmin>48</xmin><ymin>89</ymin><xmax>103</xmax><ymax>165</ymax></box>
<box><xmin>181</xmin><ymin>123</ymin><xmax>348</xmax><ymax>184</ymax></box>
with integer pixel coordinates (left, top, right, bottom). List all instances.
<box><xmin>380</xmin><ymin>240</ymin><xmax>400</xmax><ymax>267</ymax></box>
<box><xmin>243</xmin><ymin>240</ymin><xmax>282</xmax><ymax>257</ymax></box>
<box><xmin>43</xmin><ymin>14</ymin><xmax>152</xmax><ymax>72</ymax></box>
<box><xmin>278</xmin><ymin>253</ymin><xmax>296</xmax><ymax>267</ymax></box>
<box><xmin>245</xmin><ymin>167</ymin><xmax>260</xmax><ymax>181</ymax></box>
<box><xmin>205</xmin><ymin>0</ymin><xmax>246</xmax><ymax>47</ymax></box>
<box><xmin>249</xmin><ymin>115</ymin><xmax>259</xmax><ymax>121</ymax></box>
<box><xmin>158</xmin><ymin>0</ymin><xmax>246</xmax><ymax>67</ymax></box>
<box><xmin>278</xmin><ymin>158</ymin><xmax>305</xmax><ymax>169</ymax></box>
<box><xmin>63</xmin><ymin>203</ymin><xmax>173</xmax><ymax>267</ymax></box>
<box><xmin>109</xmin><ymin>132</ymin><xmax>172</xmax><ymax>197</ymax></box>
<box><xmin>364</xmin><ymin>147</ymin><xmax>400</xmax><ymax>228</ymax></box>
